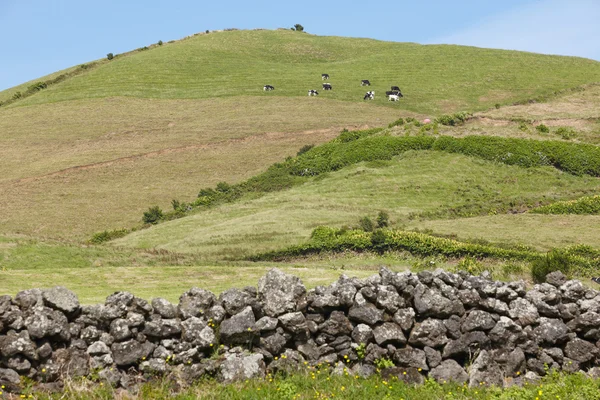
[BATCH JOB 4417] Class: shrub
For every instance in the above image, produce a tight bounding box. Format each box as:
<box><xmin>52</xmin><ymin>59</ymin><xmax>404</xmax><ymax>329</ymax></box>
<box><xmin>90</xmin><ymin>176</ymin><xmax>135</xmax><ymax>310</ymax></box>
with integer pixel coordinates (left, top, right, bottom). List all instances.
<box><xmin>297</xmin><ymin>144</ymin><xmax>314</xmax><ymax>156</ymax></box>
<box><xmin>435</xmin><ymin>112</ymin><xmax>472</xmax><ymax>126</ymax></box>
<box><xmin>205</xmin><ymin>30</ymin><xmax>209</xmax><ymax>34</ymax></box>
<box><xmin>531</xmin><ymin>249</ymin><xmax>572</xmax><ymax>283</ymax></box>
<box><xmin>12</xmin><ymin>91</ymin><xmax>22</xmax><ymax>100</ymax></box>
<box><xmin>536</xmin><ymin>124</ymin><xmax>550</xmax><ymax>133</ymax></box>
<box><xmin>452</xmin><ymin>256</ymin><xmax>485</xmax><ymax>276</ymax></box>
<box><xmin>518</xmin><ymin>122</ymin><xmax>529</xmax><ymax>131</ymax></box>
<box><xmin>158</xmin><ymin>40</ymin><xmax>163</xmax><ymax>46</ymax></box>
<box><xmin>142</xmin><ymin>206</ymin><xmax>163</xmax><ymax>224</ymax></box>
<box><xmin>376</xmin><ymin>211</ymin><xmax>389</xmax><ymax>228</ymax></box>
<box><xmin>495</xmin><ymin>103</ymin><xmax>501</xmax><ymax>109</ymax></box>
<box><xmin>216</xmin><ymin>182</ymin><xmax>232</xmax><ymax>193</ymax></box>
<box><xmin>359</xmin><ymin>216</ymin><xmax>374</xmax><ymax>232</ymax></box>
<box><xmin>90</xmin><ymin>229</ymin><xmax>129</xmax><ymax>244</ymax></box>
<box><xmin>28</xmin><ymin>82</ymin><xmax>47</xmax><ymax>92</ymax></box>
<box><xmin>388</xmin><ymin>118</ymin><xmax>405</xmax><ymax>128</ymax></box>
<box><xmin>555</xmin><ymin>127</ymin><xmax>577</xmax><ymax>140</ymax></box>
<box><xmin>107</xmin><ymin>53</ymin><xmax>114</xmax><ymax>60</ymax></box>
<box><xmin>337</xmin><ymin>127</ymin><xmax>384</xmax><ymax>143</ymax></box>
<box><xmin>531</xmin><ymin>195</ymin><xmax>600</xmax><ymax>215</ymax></box>
<box><xmin>292</xmin><ymin>24</ymin><xmax>304</xmax><ymax>32</ymax></box>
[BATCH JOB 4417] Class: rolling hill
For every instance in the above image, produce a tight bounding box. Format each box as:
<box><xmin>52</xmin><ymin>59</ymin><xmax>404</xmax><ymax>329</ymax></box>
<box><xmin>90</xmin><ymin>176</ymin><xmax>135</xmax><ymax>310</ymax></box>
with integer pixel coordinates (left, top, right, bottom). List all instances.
<box><xmin>1</xmin><ymin>29</ymin><xmax>600</xmax><ymax>302</ymax></box>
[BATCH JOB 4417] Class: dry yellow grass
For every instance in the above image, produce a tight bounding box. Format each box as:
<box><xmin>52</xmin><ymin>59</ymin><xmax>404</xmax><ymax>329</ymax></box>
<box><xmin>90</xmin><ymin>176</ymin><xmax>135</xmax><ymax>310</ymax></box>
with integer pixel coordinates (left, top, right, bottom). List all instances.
<box><xmin>0</xmin><ymin>96</ymin><xmax>401</xmax><ymax>239</ymax></box>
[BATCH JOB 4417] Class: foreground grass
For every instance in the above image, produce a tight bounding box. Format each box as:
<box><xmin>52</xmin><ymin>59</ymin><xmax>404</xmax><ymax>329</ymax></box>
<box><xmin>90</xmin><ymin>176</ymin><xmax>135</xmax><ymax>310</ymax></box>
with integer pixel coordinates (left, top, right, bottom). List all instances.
<box><xmin>114</xmin><ymin>151</ymin><xmax>600</xmax><ymax>257</ymax></box>
<box><xmin>26</xmin><ymin>370</ymin><xmax>600</xmax><ymax>399</ymax></box>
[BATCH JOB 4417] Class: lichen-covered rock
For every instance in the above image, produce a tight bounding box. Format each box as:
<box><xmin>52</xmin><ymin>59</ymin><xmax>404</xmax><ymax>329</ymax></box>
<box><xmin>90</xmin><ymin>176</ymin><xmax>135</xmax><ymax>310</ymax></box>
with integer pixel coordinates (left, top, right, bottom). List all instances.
<box><xmin>408</xmin><ymin>319</ymin><xmax>448</xmax><ymax>348</ymax></box>
<box><xmin>178</xmin><ymin>288</ymin><xmax>216</xmax><ymax>319</ymax></box>
<box><xmin>462</xmin><ymin>310</ymin><xmax>496</xmax><ymax>332</ymax></box>
<box><xmin>220</xmin><ymin>307</ymin><xmax>257</xmax><ymax>346</ymax></box>
<box><xmin>110</xmin><ymin>318</ymin><xmax>132</xmax><ymax>342</ymax></box>
<box><xmin>255</xmin><ymin>316</ymin><xmax>278</xmax><ymax>332</ymax></box>
<box><xmin>373</xmin><ymin>323</ymin><xmax>406</xmax><ymax>346</ymax></box>
<box><xmin>533</xmin><ymin>318</ymin><xmax>569</xmax><ymax>345</ymax></box>
<box><xmin>509</xmin><ymin>298</ymin><xmax>539</xmax><ymax>327</ymax></box>
<box><xmin>351</xmin><ymin>324</ymin><xmax>373</xmax><ymax>345</ymax></box>
<box><xmin>468</xmin><ymin>350</ymin><xmax>503</xmax><ymax>387</ymax></box>
<box><xmin>0</xmin><ymin>367</ymin><xmax>21</xmax><ymax>392</ymax></box>
<box><xmin>393</xmin><ymin>347</ymin><xmax>428</xmax><ymax>370</ymax></box>
<box><xmin>381</xmin><ymin>366</ymin><xmax>424</xmax><ymax>385</ymax></box>
<box><xmin>151</xmin><ymin>298</ymin><xmax>177</xmax><ymax>319</ymax></box>
<box><xmin>219</xmin><ymin>288</ymin><xmax>257</xmax><ymax>316</ymax></box>
<box><xmin>393</xmin><ymin>308</ymin><xmax>415</xmax><ymax>332</ymax></box>
<box><xmin>258</xmin><ymin>269</ymin><xmax>306</xmax><ymax>317</ymax></box>
<box><xmin>429</xmin><ymin>359</ymin><xmax>468</xmax><ymax>384</ymax></box>
<box><xmin>278</xmin><ymin>312</ymin><xmax>308</xmax><ymax>336</ymax></box>
<box><xmin>42</xmin><ymin>287</ymin><xmax>80</xmax><ymax>318</ymax></box>
<box><xmin>414</xmin><ymin>284</ymin><xmax>465</xmax><ymax>318</ymax></box>
<box><xmin>87</xmin><ymin>341</ymin><xmax>111</xmax><ymax>356</ymax></box>
<box><xmin>0</xmin><ymin>331</ymin><xmax>38</xmax><ymax>360</ymax></box>
<box><xmin>220</xmin><ymin>352</ymin><xmax>265</xmax><ymax>382</ymax></box>
<box><xmin>111</xmin><ymin>340</ymin><xmax>155</xmax><ymax>366</ymax></box>
<box><xmin>348</xmin><ymin>304</ymin><xmax>383</xmax><ymax>325</ymax></box>
<box><xmin>24</xmin><ymin>307</ymin><xmax>70</xmax><ymax>341</ymax></box>
<box><xmin>376</xmin><ymin>285</ymin><xmax>404</xmax><ymax>313</ymax></box>
<box><xmin>564</xmin><ymin>338</ymin><xmax>597</xmax><ymax>363</ymax></box>
<box><xmin>319</xmin><ymin>311</ymin><xmax>352</xmax><ymax>336</ymax></box>
<box><xmin>442</xmin><ymin>331</ymin><xmax>490</xmax><ymax>359</ymax></box>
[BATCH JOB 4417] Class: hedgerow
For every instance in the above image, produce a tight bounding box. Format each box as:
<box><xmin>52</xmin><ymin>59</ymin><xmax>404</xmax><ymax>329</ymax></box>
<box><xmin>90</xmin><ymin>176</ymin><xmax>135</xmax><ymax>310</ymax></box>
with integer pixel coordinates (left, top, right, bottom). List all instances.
<box><xmin>531</xmin><ymin>195</ymin><xmax>600</xmax><ymax>215</ymax></box>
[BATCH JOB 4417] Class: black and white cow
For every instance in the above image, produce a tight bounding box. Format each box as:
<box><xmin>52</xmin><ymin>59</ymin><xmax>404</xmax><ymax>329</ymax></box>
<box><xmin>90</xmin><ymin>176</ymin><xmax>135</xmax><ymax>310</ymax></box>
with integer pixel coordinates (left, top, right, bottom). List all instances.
<box><xmin>363</xmin><ymin>91</ymin><xmax>375</xmax><ymax>100</ymax></box>
<box><xmin>361</xmin><ymin>80</ymin><xmax>371</xmax><ymax>86</ymax></box>
<box><xmin>308</xmin><ymin>90</ymin><xmax>319</xmax><ymax>96</ymax></box>
<box><xmin>321</xmin><ymin>74</ymin><xmax>330</xmax><ymax>80</ymax></box>
<box><xmin>322</xmin><ymin>83</ymin><xmax>332</xmax><ymax>90</ymax></box>
<box><xmin>388</xmin><ymin>94</ymin><xmax>400</xmax><ymax>102</ymax></box>
<box><xmin>263</xmin><ymin>85</ymin><xmax>275</xmax><ymax>91</ymax></box>
<box><xmin>385</xmin><ymin>90</ymin><xmax>403</xmax><ymax>98</ymax></box>
<box><xmin>391</xmin><ymin>86</ymin><xmax>401</xmax><ymax>92</ymax></box>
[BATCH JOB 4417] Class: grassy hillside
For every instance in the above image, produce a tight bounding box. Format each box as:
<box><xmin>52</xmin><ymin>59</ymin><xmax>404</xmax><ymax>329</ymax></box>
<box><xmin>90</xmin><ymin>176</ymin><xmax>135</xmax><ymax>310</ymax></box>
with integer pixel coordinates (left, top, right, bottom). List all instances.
<box><xmin>6</xmin><ymin>30</ymin><xmax>600</xmax><ymax>114</ymax></box>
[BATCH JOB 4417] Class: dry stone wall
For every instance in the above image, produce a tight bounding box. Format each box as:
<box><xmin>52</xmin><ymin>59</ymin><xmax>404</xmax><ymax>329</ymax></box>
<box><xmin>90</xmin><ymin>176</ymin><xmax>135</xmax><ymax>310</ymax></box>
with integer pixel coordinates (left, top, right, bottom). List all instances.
<box><xmin>2</xmin><ymin>267</ymin><xmax>600</xmax><ymax>393</ymax></box>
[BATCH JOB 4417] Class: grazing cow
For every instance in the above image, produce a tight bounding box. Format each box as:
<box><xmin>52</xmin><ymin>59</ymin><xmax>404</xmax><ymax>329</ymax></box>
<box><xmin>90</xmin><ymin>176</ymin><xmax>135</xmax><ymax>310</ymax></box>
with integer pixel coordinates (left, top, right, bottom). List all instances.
<box><xmin>391</xmin><ymin>86</ymin><xmax>401</xmax><ymax>91</ymax></box>
<box><xmin>361</xmin><ymin>80</ymin><xmax>371</xmax><ymax>86</ymax></box>
<box><xmin>308</xmin><ymin>90</ymin><xmax>319</xmax><ymax>96</ymax></box>
<box><xmin>385</xmin><ymin>90</ymin><xmax>403</xmax><ymax>98</ymax></box>
<box><xmin>322</xmin><ymin>74</ymin><xmax>330</xmax><ymax>80</ymax></box>
<box><xmin>322</xmin><ymin>83</ymin><xmax>332</xmax><ymax>90</ymax></box>
<box><xmin>593</xmin><ymin>277</ymin><xmax>600</xmax><ymax>284</ymax></box>
<box><xmin>363</xmin><ymin>91</ymin><xmax>375</xmax><ymax>100</ymax></box>
<box><xmin>263</xmin><ymin>85</ymin><xmax>275</xmax><ymax>91</ymax></box>
<box><xmin>388</xmin><ymin>94</ymin><xmax>400</xmax><ymax>101</ymax></box>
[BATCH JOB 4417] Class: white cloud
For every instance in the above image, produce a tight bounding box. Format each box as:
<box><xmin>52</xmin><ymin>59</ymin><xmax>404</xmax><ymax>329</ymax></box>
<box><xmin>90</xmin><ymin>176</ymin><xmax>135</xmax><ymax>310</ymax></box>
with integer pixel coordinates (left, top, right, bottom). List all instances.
<box><xmin>430</xmin><ymin>0</ymin><xmax>600</xmax><ymax>60</ymax></box>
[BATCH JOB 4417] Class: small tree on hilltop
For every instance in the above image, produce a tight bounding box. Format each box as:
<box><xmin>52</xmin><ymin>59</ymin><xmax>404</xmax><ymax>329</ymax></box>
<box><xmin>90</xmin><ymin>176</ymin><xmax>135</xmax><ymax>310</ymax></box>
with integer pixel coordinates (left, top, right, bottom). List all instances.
<box><xmin>292</xmin><ymin>24</ymin><xmax>304</xmax><ymax>32</ymax></box>
<box><xmin>107</xmin><ymin>53</ymin><xmax>114</xmax><ymax>60</ymax></box>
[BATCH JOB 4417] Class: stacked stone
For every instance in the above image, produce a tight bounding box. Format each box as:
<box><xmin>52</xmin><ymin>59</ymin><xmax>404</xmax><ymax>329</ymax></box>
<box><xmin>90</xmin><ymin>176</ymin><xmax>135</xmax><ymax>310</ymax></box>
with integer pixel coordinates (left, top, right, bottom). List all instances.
<box><xmin>2</xmin><ymin>268</ymin><xmax>600</xmax><ymax>393</ymax></box>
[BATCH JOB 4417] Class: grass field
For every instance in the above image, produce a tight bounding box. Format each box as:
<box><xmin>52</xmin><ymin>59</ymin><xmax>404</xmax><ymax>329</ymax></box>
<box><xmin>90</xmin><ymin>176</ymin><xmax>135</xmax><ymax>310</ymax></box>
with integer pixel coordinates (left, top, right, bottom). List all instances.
<box><xmin>114</xmin><ymin>151</ymin><xmax>600</xmax><ymax>257</ymax></box>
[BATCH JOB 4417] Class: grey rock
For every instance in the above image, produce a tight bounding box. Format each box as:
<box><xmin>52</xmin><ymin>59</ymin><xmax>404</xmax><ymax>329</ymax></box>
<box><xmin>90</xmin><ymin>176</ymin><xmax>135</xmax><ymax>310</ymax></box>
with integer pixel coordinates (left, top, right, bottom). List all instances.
<box><xmin>489</xmin><ymin>316</ymin><xmax>523</xmax><ymax>345</ymax></box>
<box><xmin>255</xmin><ymin>316</ymin><xmax>278</xmax><ymax>332</ymax></box>
<box><xmin>458</xmin><ymin>289</ymin><xmax>481</xmax><ymax>308</ymax></box>
<box><xmin>220</xmin><ymin>352</ymin><xmax>265</xmax><ymax>382</ymax></box>
<box><xmin>568</xmin><ymin>311</ymin><xmax>600</xmax><ymax>331</ymax></box>
<box><xmin>0</xmin><ymin>331</ymin><xmax>38</xmax><ymax>360</ymax></box>
<box><xmin>42</xmin><ymin>286</ymin><xmax>80</xmax><ymax>317</ymax></box>
<box><xmin>111</xmin><ymin>340</ymin><xmax>155</xmax><ymax>366</ymax></box>
<box><xmin>564</xmin><ymin>338</ymin><xmax>596</xmax><ymax>363</ymax></box>
<box><xmin>468</xmin><ymin>350</ymin><xmax>503</xmax><ymax>387</ymax></box>
<box><xmin>509</xmin><ymin>298</ymin><xmax>539</xmax><ymax>326</ymax></box>
<box><xmin>319</xmin><ymin>311</ymin><xmax>353</xmax><ymax>336</ymax></box>
<box><xmin>381</xmin><ymin>366</ymin><xmax>425</xmax><ymax>385</ymax></box>
<box><xmin>258</xmin><ymin>269</ymin><xmax>306</xmax><ymax>317</ymax></box>
<box><xmin>151</xmin><ymin>298</ymin><xmax>177</xmax><ymax>319</ymax></box>
<box><xmin>348</xmin><ymin>303</ymin><xmax>383</xmax><ymax>325</ymax></box>
<box><xmin>87</xmin><ymin>341</ymin><xmax>111</xmax><ymax>356</ymax></box>
<box><xmin>0</xmin><ymin>368</ymin><xmax>21</xmax><ymax>391</ymax></box>
<box><xmin>429</xmin><ymin>359</ymin><xmax>468</xmax><ymax>384</ymax></box>
<box><xmin>206</xmin><ymin>305</ymin><xmax>226</xmax><ymax>323</ymax></box>
<box><xmin>279</xmin><ymin>312</ymin><xmax>308</xmax><ymax>335</ymax></box>
<box><xmin>140</xmin><ymin>358</ymin><xmax>168</xmax><ymax>374</ymax></box>
<box><xmin>352</xmin><ymin>324</ymin><xmax>374</xmax><ymax>345</ymax></box>
<box><xmin>424</xmin><ymin>346</ymin><xmax>442</xmax><ymax>368</ymax></box>
<box><xmin>376</xmin><ymin>285</ymin><xmax>404</xmax><ymax>312</ymax></box>
<box><xmin>352</xmin><ymin>363</ymin><xmax>377</xmax><ymax>378</ymax></box>
<box><xmin>480</xmin><ymin>298</ymin><xmax>509</xmax><ymax>315</ymax></box>
<box><xmin>181</xmin><ymin>317</ymin><xmax>215</xmax><ymax>348</ymax></box>
<box><xmin>408</xmin><ymin>318</ymin><xmax>448</xmax><ymax>348</ymax></box>
<box><xmin>561</xmin><ymin>280</ymin><xmax>586</xmax><ymax>303</ymax></box>
<box><xmin>52</xmin><ymin>348</ymin><xmax>90</xmax><ymax>378</ymax></box>
<box><xmin>220</xmin><ymin>307</ymin><xmax>257</xmax><ymax>346</ymax></box>
<box><xmin>297</xmin><ymin>342</ymin><xmax>319</xmax><ymax>361</ymax></box>
<box><xmin>37</xmin><ymin>342</ymin><xmax>53</xmax><ymax>359</ymax></box>
<box><xmin>413</xmin><ymin>284</ymin><xmax>465</xmax><ymax>318</ymax></box>
<box><xmin>373</xmin><ymin>323</ymin><xmax>407</xmax><ymax>346</ymax></box>
<box><xmin>143</xmin><ymin>317</ymin><xmax>182</xmax><ymax>339</ymax></box>
<box><xmin>110</xmin><ymin>318</ymin><xmax>132</xmax><ymax>341</ymax></box>
<box><xmin>7</xmin><ymin>355</ymin><xmax>31</xmax><ymax>372</ymax></box>
<box><xmin>546</xmin><ymin>271</ymin><xmax>567</xmax><ymax>287</ymax></box>
<box><xmin>533</xmin><ymin>318</ymin><xmax>569</xmax><ymax>345</ymax></box>
<box><xmin>393</xmin><ymin>308</ymin><xmax>415</xmax><ymax>332</ymax></box>
<box><xmin>393</xmin><ymin>347</ymin><xmax>428</xmax><ymax>370</ymax></box>
<box><xmin>14</xmin><ymin>289</ymin><xmax>44</xmax><ymax>310</ymax></box>
<box><xmin>442</xmin><ymin>331</ymin><xmax>490</xmax><ymax>359</ymax></box>
<box><xmin>178</xmin><ymin>287</ymin><xmax>216</xmax><ymax>319</ymax></box>
<box><xmin>25</xmin><ymin>307</ymin><xmax>70</xmax><ymax>341</ymax></box>
<box><xmin>268</xmin><ymin>349</ymin><xmax>306</xmax><ymax>374</ymax></box>
<box><xmin>462</xmin><ymin>310</ymin><xmax>496</xmax><ymax>332</ymax></box>
<box><xmin>219</xmin><ymin>288</ymin><xmax>256</xmax><ymax>316</ymax></box>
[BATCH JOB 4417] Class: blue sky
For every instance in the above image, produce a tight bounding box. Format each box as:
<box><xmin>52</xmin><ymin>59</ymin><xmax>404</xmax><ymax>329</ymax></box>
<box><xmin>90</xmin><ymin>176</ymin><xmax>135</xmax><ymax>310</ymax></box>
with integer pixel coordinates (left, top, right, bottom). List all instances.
<box><xmin>1</xmin><ymin>0</ymin><xmax>599</xmax><ymax>91</ymax></box>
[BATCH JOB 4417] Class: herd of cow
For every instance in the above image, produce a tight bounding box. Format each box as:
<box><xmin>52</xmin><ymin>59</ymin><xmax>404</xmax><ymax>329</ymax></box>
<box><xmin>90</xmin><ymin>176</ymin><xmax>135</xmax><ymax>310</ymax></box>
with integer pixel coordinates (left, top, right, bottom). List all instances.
<box><xmin>262</xmin><ymin>73</ymin><xmax>404</xmax><ymax>102</ymax></box>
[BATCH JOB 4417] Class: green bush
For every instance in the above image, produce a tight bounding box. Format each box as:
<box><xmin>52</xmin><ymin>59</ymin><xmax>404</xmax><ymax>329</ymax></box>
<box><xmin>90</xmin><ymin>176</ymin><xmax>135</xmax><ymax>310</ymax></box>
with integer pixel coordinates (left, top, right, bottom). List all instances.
<box><xmin>158</xmin><ymin>40</ymin><xmax>163</xmax><ymax>46</ymax></box>
<box><xmin>536</xmin><ymin>124</ymin><xmax>550</xmax><ymax>133</ymax></box>
<box><xmin>435</xmin><ymin>112</ymin><xmax>472</xmax><ymax>126</ymax></box>
<box><xmin>12</xmin><ymin>91</ymin><xmax>22</xmax><ymax>100</ymax></box>
<box><xmin>107</xmin><ymin>53</ymin><xmax>114</xmax><ymax>60</ymax></box>
<box><xmin>531</xmin><ymin>195</ymin><xmax>600</xmax><ymax>215</ymax></box>
<box><xmin>28</xmin><ymin>82</ymin><xmax>47</xmax><ymax>92</ymax></box>
<box><xmin>376</xmin><ymin>211</ymin><xmax>389</xmax><ymax>228</ymax></box>
<box><xmin>531</xmin><ymin>249</ymin><xmax>572</xmax><ymax>283</ymax></box>
<box><xmin>297</xmin><ymin>144</ymin><xmax>314</xmax><ymax>156</ymax></box>
<box><xmin>143</xmin><ymin>206</ymin><xmax>163</xmax><ymax>224</ymax></box>
<box><xmin>518</xmin><ymin>122</ymin><xmax>529</xmax><ymax>131</ymax></box>
<box><xmin>388</xmin><ymin>118</ymin><xmax>405</xmax><ymax>128</ymax></box>
<box><xmin>292</xmin><ymin>24</ymin><xmax>304</xmax><ymax>32</ymax></box>
<box><xmin>359</xmin><ymin>216</ymin><xmax>375</xmax><ymax>232</ymax></box>
<box><xmin>337</xmin><ymin>127</ymin><xmax>383</xmax><ymax>143</ymax></box>
<box><xmin>90</xmin><ymin>229</ymin><xmax>129</xmax><ymax>244</ymax></box>
<box><xmin>555</xmin><ymin>127</ymin><xmax>577</xmax><ymax>140</ymax></box>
